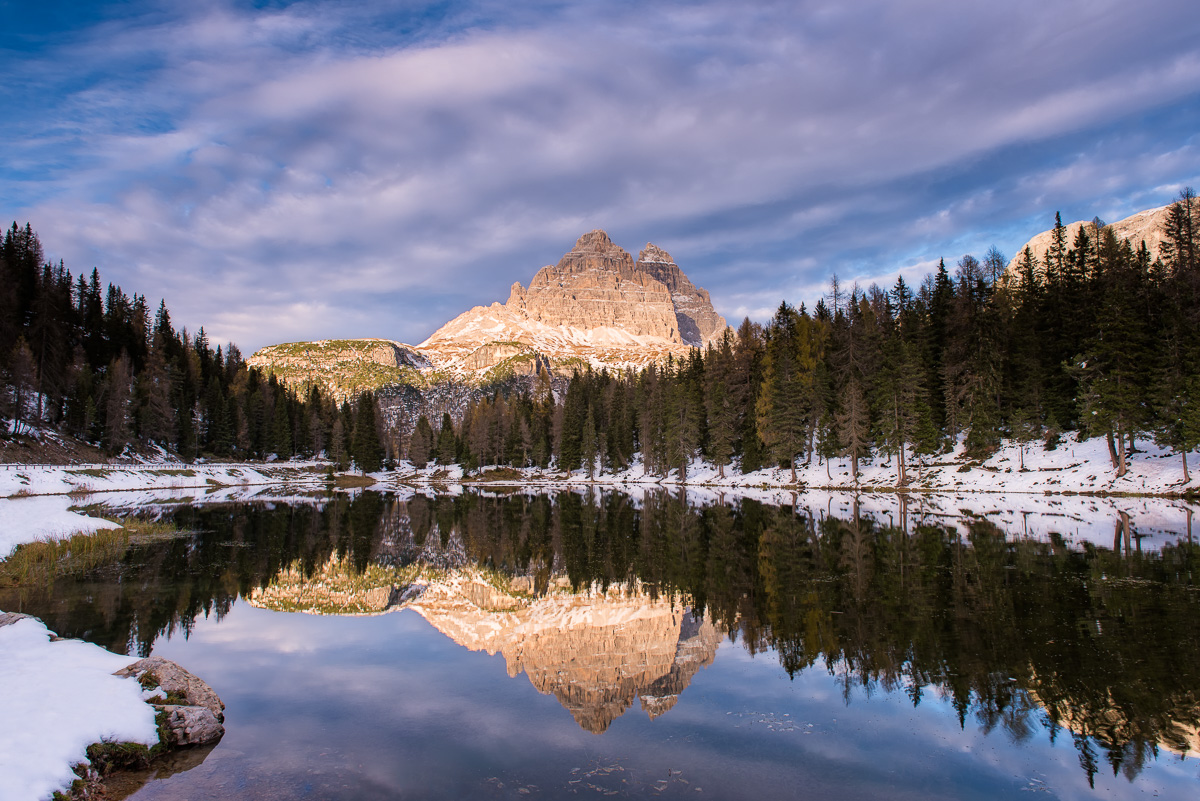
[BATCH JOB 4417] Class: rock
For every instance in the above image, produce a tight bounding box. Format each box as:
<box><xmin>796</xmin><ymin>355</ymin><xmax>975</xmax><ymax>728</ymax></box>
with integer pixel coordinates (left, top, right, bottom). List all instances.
<box><xmin>158</xmin><ymin>705</ymin><xmax>225</xmax><ymax>746</ymax></box>
<box><xmin>0</xmin><ymin>611</ymin><xmax>35</xmax><ymax>628</ymax></box>
<box><xmin>511</xmin><ymin>229</ymin><xmax>681</xmax><ymax>341</ymax></box>
<box><xmin>246</xmin><ymin>338</ymin><xmax>431</xmax><ymax>402</ymax></box>
<box><xmin>113</xmin><ymin>656</ymin><xmax>225</xmax><ymax>747</ymax></box>
<box><xmin>114</xmin><ymin>656</ymin><xmax>224</xmax><ymax>722</ymax></box>
<box><xmin>636</xmin><ymin>243</ymin><xmax>727</xmax><ymax>347</ymax></box>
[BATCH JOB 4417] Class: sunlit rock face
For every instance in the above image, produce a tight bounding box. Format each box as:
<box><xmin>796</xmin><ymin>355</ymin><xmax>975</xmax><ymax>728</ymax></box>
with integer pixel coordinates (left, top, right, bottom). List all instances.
<box><xmin>635</xmin><ymin>243</ymin><xmax>727</xmax><ymax>347</ymax></box>
<box><xmin>246</xmin><ymin>338</ymin><xmax>431</xmax><ymax>401</ymax></box>
<box><xmin>1003</xmin><ymin>204</ymin><xmax>1172</xmax><ymax>281</ymax></box>
<box><xmin>418</xmin><ymin>230</ymin><xmax>728</xmax><ymax>376</ymax></box>
<box><xmin>507</xmin><ymin>230</ymin><xmax>680</xmax><ymax>341</ymax></box>
<box><xmin>404</xmin><ymin>575</ymin><xmax>722</xmax><ymax>733</ymax></box>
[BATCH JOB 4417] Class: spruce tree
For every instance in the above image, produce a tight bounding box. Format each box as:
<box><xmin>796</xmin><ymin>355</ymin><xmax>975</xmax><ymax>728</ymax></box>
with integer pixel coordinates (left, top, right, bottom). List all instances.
<box><xmin>351</xmin><ymin>392</ymin><xmax>383</xmax><ymax>472</ymax></box>
<box><xmin>409</xmin><ymin>414</ymin><xmax>433</xmax><ymax>469</ymax></box>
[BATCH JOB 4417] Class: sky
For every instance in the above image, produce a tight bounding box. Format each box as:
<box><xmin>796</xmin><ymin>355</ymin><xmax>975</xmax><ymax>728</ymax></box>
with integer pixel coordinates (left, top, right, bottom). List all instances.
<box><xmin>2</xmin><ymin>0</ymin><xmax>1199</xmax><ymax>353</ymax></box>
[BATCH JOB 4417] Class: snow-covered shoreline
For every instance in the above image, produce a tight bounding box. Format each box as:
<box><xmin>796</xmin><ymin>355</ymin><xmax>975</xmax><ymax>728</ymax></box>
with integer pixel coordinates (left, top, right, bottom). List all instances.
<box><xmin>0</xmin><ymin>461</ymin><xmax>332</xmax><ymax>560</ymax></box>
<box><xmin>0</xmin><ymin>615</ymin><xmax>157</xmax><ymax>801</ymax></box>
<box><xmin>0</xmin><ymin>460</ymin><xmax>330</xmax><ymax>499</ymax></box>
<box><xmin>388</xmin><ymin>433</ymin><xmax>1200</xmax><ymax>497</ymax></box>
<box><xmin>1</xmin><ymin>434</ymin><xmax>1196</xmax><ymax>564</ymax></box>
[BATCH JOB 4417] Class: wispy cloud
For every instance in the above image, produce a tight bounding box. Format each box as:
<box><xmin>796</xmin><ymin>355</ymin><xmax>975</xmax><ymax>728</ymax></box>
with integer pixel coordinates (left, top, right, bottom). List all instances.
<box><xmin>3</xmin><ymin>0</ymin><xmax>1199</xmax><ymax>350</ymax></box>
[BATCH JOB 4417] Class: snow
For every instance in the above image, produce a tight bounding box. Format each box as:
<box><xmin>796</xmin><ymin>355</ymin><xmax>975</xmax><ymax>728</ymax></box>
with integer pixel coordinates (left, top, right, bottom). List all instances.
<box><xmin>0</xmin><ymin>496</ymin><xmax>121</xmax><ymax>559</ymax></box>
<box><xmin>0</xmin><ymin>460</ymin><xmax>329</xmax><ymax>499</ymax></box>
<box><xmin>0</xmin><ymin>617</ymin><xmax>157</xmax><ymax>801</ymax></box>
<box><xmin>0</xmin><ymin>461</ymin><xmax>331</xmax><ymax>559</ymax></box>
<box><xmin>383</xmin><ymin>435</ymin><xmax>1199</xmax><ymax>552</ymax></box>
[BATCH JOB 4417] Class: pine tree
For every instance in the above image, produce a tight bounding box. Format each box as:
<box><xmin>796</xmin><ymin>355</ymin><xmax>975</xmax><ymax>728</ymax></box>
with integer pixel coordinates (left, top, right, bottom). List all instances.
<box><xmin>437</xmin><ymin>412</ymin><xmax>457</xmax><ymax>465</ymax></box>
<box><xmin>8</xmin><ymin>337</ymin><xmax>37</xmax><ymax>434</ymax></box>
<box><xmin>732</xmin><ymin>318</ymin><xmax>765</xmax><ymax>473</ymax></box>
<box><xmin>1159</xmin><ymin>188</ymin><xmax>1197</xmax><ymax>275</ymax></box>
<box><xmin>136</xmin><ymin>336</ymin><xmax>175</xmax><ymax>446</ymax></box>
<box><xmin>102</xmin><ymin>352</ymin><xmax>133</xmax><ymax>454</ymax></box>
<box><xmin>705</xmin><ymin>335</ymin><xmax>737</xmax><ymax>478</ymax></box>
<box><xmin>271</xmin><ymin>390</ymin><xmax>293</xmax><ymax>458</ymax></box>
<box><xmin>409</xmin><ymin>414</ymin><xmax>433</xmax><ymax>469</ymax></box>
<box><xmin>581</xmin><ymin>405</ymin><xmax>597</xmax><ymax>479</ymax></box>
<box><xmin>351</xmin><ymin>392</ymin><xmax>383</xmax><ymax>472</ymax></box>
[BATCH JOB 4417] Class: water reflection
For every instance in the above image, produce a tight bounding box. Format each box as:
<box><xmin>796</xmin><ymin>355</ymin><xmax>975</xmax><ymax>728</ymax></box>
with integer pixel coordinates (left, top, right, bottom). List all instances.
<box><xmin>4</xmin><ymin>488</ymin><xmax>1199</xmax><ymax>789</ymax></box>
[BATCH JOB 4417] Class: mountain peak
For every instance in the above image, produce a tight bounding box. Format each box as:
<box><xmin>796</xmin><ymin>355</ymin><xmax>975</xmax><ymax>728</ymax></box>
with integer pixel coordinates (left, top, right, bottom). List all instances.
<box><xmin>637</xmin><ymin>243</ymin><xmax>673</xmax><ymax>264</ymax></box>
<box><xmin>571</xmin><ymin>229</ymin><xmax>621</xmax><ymax>253</ymax></box>
<box><xmin>418</xmin><ymin>229</ymin><xmax>728</xmax><ymax>375</ymax></box>
<box><xmin>253</xmin><ymin>230</ymin><xmax>729</xmax><ymax>391</ymax></box>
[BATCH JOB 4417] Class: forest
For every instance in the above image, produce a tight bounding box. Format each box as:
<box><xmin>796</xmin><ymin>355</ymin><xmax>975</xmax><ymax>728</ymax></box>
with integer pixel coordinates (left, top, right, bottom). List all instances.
<box><xmin>427</xmin><ymin>190</ymin><xmax>1200</xmax><ymax>481</ymax></box>
<box><xmin>0</xmin><ymin>222</ymin><xmax>385</xmax><ymax>470</ymax></box>
<box><xmin>3</xmin><ymin>189</ymin><xmax>1198</xmax><ymax>480</ymax></box>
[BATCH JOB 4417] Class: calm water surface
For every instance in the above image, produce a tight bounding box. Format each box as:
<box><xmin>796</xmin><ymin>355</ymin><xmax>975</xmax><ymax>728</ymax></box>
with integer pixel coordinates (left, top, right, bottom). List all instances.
<box><xmin>5</xmin><ymin>489</ymin><xmax>1199</xmax><ymax>800</ymax></box>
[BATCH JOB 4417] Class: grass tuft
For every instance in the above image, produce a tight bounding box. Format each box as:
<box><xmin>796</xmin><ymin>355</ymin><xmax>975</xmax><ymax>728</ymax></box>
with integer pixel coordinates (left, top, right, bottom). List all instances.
<box><xmin>0</xmin><ymin>516</ymin><xmax>187</xmax><ymax>587</ymax></box>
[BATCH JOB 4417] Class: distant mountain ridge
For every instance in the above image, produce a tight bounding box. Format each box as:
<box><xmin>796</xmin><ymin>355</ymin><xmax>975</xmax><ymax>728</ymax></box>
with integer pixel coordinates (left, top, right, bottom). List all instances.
<box><xmin>1004</xmin><ymin>204</ymin><xmax>1172</xmax><ymax>278</ymax></box>
<box><xmin>250</xmin><ymin>230</ymin><xmax>728</xmax><ymax>398</ymax></box>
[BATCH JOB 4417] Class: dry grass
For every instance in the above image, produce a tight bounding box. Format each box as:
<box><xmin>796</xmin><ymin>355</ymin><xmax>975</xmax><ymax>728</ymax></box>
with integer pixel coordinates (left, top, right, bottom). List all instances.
<box><xmin>469</xmin><ymin>467</ymin><xmax>526</xmax><ymax>483</ymax></box>
<box><xmin>328</xmin><ymin>473</ymin><xmax>377</xmax><ymax>488</ymax></box>
<box><xmin>0</xmin><ymin>528</ymin><xmax>131</xmax><ymax>587</ymax></box>
<box><xmin>0</xmin><ymin>516</ymin><xmax>186</xmax><ymax>587</ymax></box>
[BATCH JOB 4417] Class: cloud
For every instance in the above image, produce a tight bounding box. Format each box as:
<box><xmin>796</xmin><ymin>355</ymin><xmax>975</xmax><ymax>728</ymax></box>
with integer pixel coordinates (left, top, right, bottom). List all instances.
<box><xmin>4</xmin><ymin>0</ymin><xmax>1200</xmax><ymax>350</ymax></box>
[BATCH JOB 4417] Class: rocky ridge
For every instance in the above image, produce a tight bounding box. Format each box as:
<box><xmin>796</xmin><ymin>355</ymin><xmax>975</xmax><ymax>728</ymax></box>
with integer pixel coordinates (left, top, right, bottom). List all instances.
<box><xmin>1003</xmin><ymin>204</ymin><xmax>1171</xmax><ymax>280</ymax></box>
<box><xmin>247</xmin><ymin>339</ymin><xmax>430</xmax><ymax>402</ymax></box>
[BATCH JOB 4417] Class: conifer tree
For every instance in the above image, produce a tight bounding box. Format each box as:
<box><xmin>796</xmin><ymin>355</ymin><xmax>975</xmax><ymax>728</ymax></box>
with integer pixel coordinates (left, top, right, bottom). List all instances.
<box><xmin>351</xmin><ymin>392</ymin><xmax>383</xmax><ymax>472</ymax></box>
<box><xmin>271</xmin><ymin>390</ymin><xmax>293</xmax><ymax>458</ymax></box>
<box><xmin>8</xmin><ymin>337</ymin><xmax>37</xmax><ymax>433</ymax></box>
<box><xmin>103</xmin><ymin>352</ymin><xmax>133</xmax><ymax>453</ymax></box>
<box><xmin>136</xmin><ymin>336</ymin><xmax>175</xmax><ymax>446</ymax></box>
<box><xmin>409</xmin><ymin>414</ymin><xmax>433</xmax><ymax>469</ymax></box>
<box><xmin>705</xmin><ymin>334</ymin><xmax>737</xmax><ymax>478</ymax></box>
<box><xmin>581</xmin><ymin>405</ymin><xmax>597</xmax><ymax>479</ymax></box>
<box><xmin>437</xmin><ymin>412</ymin><xmax>457</xmax><ymax>465</ymax></box>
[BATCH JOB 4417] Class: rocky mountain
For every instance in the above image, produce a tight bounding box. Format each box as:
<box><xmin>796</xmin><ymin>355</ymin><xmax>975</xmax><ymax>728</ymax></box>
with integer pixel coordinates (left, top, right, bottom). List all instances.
<box><xmin>249</xmin><ymin>230</ymin><xmax>727</xmax><ymax>398</ymax></box>
<box><xmin>419</xmin><ymin>230</ymin><xmax>728</xmax><ymax>375</ymax></box>
<box><xmin>1004</xmin><ymin>204</ymin><xmax>1171</xmax><ymax>279</ymax></box>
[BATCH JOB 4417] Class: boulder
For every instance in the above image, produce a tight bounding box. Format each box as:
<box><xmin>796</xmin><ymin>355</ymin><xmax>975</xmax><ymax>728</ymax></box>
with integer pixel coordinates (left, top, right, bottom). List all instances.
<box><xmin>158</xmin><ymin>705</ymin><xmax>225</xmax><ymax>746</ymax></box>
<box><xmin>113</xmin><ymin>656</ymin><xmax>225</xmax><ymax>744</ymax></box>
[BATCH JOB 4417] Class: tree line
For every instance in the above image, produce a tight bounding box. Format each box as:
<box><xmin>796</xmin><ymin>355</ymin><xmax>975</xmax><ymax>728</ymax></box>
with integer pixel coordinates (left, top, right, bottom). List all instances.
<box><xmin>414</xmin><ymin>191</ymin><xmax>1200</xmax><ymax>481</ymax></box>
<box><xmin>0</xmin><ymin>222</ymin><xmax>386</xmax><ymax>469</ymax></box>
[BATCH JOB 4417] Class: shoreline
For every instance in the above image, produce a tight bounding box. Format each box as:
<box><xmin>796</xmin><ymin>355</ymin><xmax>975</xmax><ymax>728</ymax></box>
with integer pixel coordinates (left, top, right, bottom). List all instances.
<box><xmin>0</xmin><ymin>614</ymin><xmax>224</xmax><ymax>801</ymax></box>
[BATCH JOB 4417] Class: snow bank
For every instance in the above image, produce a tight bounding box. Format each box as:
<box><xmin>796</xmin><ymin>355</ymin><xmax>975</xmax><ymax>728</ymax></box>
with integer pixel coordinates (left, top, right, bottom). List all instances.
<box><xmin>0</xmin><ymin>617</ymin><xmax>157</xmax><ymax>801</ymax></box>
<box><xmin>0</xmin><ymin>495</ymin><xmax>121</xmax><ymax>559</ymax></box>
<box><xmin>0</xmin><ymin>460</ymin><xmax>329</xmax><ymax>499</ymax></box>
<box><xmin>386</xmin><ymin>435</ymin><xmax>1199</xmax><ymax>497</ymax></box>
<box><xmin>0</xmin><ymin>461</ymin><xmax>334</xmax><ymax>560</ymax></box>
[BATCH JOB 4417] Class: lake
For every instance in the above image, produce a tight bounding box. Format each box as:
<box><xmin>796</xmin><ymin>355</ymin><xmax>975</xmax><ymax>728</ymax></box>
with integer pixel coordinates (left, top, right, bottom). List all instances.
<box><xmin>5</xmin><ymin>488</ymin><xmax>1199</xmax><ymax>800</ymax></box>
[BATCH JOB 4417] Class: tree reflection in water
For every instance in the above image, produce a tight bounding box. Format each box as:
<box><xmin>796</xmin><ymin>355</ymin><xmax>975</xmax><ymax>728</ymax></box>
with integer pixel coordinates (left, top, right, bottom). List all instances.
<box><xmin>3</xmin><ymin>488</ymin><xmax>1197</xmax><ymax>785</ymax></box>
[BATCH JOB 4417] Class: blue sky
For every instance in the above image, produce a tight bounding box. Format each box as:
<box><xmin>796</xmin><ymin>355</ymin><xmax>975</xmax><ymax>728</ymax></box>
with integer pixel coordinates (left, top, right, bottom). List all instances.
<box><xmin>3</xmin><ymin>0</ymin><xmax>1199</xmax><ymax>352</ymax></box>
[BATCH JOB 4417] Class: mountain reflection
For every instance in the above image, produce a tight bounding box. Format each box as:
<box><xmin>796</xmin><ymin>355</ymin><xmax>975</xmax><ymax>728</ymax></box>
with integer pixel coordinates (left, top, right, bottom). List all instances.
<box><xmin>3</xmin><ymin>489</ymin><xmax>1198</xmax><ymax>783</ymax></box>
